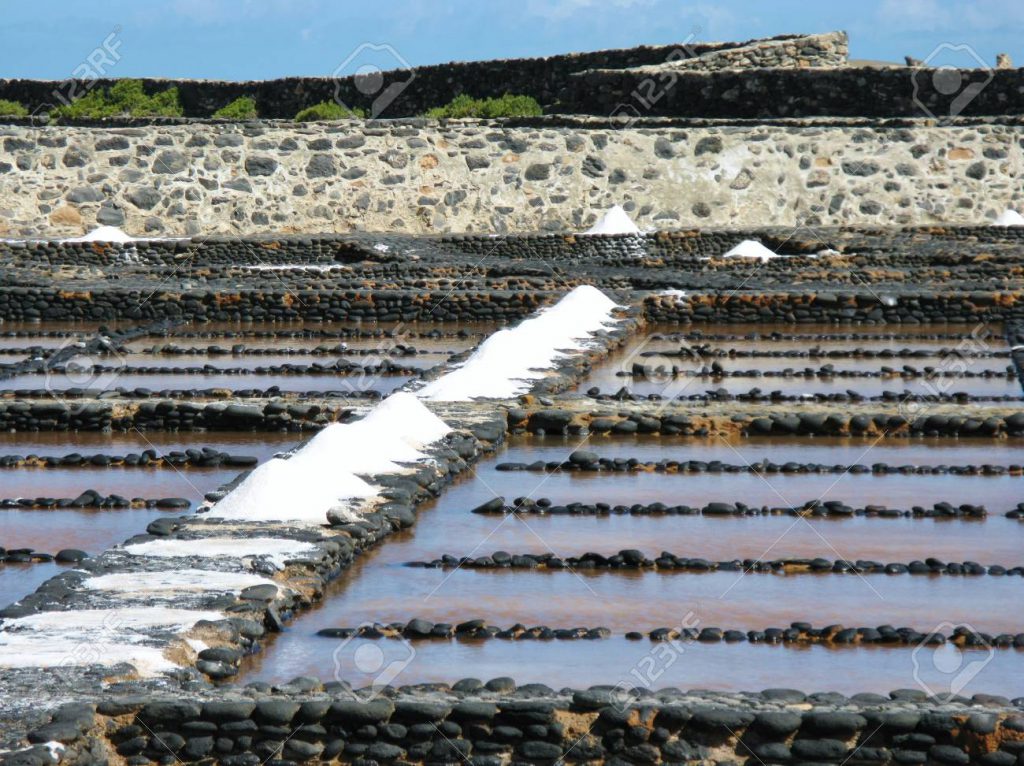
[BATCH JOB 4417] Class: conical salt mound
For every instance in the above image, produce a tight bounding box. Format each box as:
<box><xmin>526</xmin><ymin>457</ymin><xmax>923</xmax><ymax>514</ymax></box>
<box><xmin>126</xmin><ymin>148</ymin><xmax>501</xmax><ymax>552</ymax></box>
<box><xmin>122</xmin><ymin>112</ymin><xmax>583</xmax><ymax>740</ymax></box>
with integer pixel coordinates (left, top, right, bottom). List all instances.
<box><xmin>64</xmin><ymin>226</ymin><xmax>138</xmax><ymax>243</ymax></box>
<box><xmin>722</xmin><ymin>239</ymin><xmax>780</xmax><ymax>262</ymax></box>
<box><xmin>993</xmin><ymin>209</ymin><xmax>1024</xmax><ymax>227</ymax></box>
<box><xmin>584</xmin><ymin>205</ymin><xmax>641</xmax><ymax>235</ymax></box>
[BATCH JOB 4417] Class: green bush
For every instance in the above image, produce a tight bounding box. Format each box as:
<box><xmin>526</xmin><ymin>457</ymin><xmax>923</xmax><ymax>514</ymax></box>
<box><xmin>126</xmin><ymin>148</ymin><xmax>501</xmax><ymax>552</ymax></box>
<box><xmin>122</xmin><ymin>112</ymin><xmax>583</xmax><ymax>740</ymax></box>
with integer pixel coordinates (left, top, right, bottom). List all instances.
<box><xmin>0</xmin><ymin>99</ymin><xmax>27</xmax><ymax>117</ymax></box>
<box><xmin>52</xmin><ymin>80</ymin><xmax>183</xmax><ymax>119</ymax></box>
<box><xmin>294</xmin><ymin>101</ymin><xmax>365</xmax><ymax>121</ymax></box>
<box><xmin>425</xmin><ymin>93</ymin><xmax>543</xmax><ymax>119</ymax></box>
<box><xmin>213</xmin><ymin>96</ymin><xmax>258</xmax><ymax>119</ymax></box>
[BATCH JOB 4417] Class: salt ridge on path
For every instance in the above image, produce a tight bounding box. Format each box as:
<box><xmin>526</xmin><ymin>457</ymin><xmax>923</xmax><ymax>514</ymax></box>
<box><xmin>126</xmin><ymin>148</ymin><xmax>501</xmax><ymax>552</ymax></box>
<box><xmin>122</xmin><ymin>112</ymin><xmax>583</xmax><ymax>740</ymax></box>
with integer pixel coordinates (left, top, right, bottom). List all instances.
<box><xmin>208</xmin><ymin>392</ymin><xmax>451</xmax><ymax>524</ymax></box>
<box><xmin>417</xmin><ymin>285</ymin><xmax>620</xmax><ymax>401</ymax></box>
<box><xmin>0</xmin><ymin>607</ymin><xmax>224</xmax><ymax>676</ymax></box>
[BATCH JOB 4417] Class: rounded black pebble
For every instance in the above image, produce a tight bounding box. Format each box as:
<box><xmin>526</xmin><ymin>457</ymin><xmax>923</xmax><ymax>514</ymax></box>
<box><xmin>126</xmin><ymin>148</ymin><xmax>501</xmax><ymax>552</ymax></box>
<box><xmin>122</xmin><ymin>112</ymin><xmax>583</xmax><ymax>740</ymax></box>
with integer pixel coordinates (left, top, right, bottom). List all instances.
<box><xmin>55</xmin><ymin>549</ymin><xmax>88</xmax><ymax>563</ymax></box>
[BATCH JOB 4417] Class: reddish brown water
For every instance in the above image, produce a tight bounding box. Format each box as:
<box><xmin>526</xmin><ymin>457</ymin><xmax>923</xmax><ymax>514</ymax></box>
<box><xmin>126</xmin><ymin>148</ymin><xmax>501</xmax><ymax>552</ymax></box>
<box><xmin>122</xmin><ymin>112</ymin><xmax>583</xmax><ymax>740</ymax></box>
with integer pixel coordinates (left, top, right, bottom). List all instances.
<box><xmin>581</xmin><ymin>326</ymin><xmax>1019</xmax><ymax>398</ymax></box>
<box><xmin>600</xmin><ymin>352</ymin><xmax>1012</xmax><ymax>376</ymax></box>
<box><xmin>0</xmin><ymin>464</ymin><xmax>245</xmax><ymax>607</ymax></box>
<box><xmin>579</xmin><ymin>370</ymin><xmax>1021</xmax><ymax>399</ymax></box>
<box><xmin>0</xmin><ymin>461</ymin><xmax>245</xmax><ymax>606</ymax></box>
<box><xmin>0</xmin><ymin>431</ymin><xmax>299</xmax><ymax>463</ymax></box>
<box><xmin>644</xmin><ymin>322</ymin><xmax>1004</xmax><ymax>338</ymax></box>
<box><xmin>122</xmin><ymin>338</ymin><xmax>478</xmax><ymax>355</ymax></box>
<box><xmin>69</xmin><ymin>353</ymin><xmax>451</xmax><ymax>372</ymax></box>
<box><xmin>0</xmin><ymin>467</ymin><xmax>241</xmax><ymax>501</ymax></box>
<box><xmin>6</xmin><ymin>372</ymin><xmax>414</xmax><ymax>394</ymax></box>
<box><xmin>455</xmin><ymin>464</ymin><xmax>1018</xmax><ymax>512</ymax></box>
<box><xmin>505</xmin><ymin>434</ymin><xmax>1024</xmax><ymax>469</ymax></box>
<box><xmin>246</xmin><ymin>635</ymin><xmax>1023</xmax><ymax>696</ymax></box>
<box><xmin>242</xmin><ymin>436</ymin><xmax>1024</xmax><ymax>694</ymax></box>
<box><xmin>261</xmin><ymin>556</ymin><xmax>1023</xmax><ymax>631</ymax></box>
<box><xmin>156</xmin><ymin>320</ymin><xmax>501</xmax><ymax>336</ymax></box>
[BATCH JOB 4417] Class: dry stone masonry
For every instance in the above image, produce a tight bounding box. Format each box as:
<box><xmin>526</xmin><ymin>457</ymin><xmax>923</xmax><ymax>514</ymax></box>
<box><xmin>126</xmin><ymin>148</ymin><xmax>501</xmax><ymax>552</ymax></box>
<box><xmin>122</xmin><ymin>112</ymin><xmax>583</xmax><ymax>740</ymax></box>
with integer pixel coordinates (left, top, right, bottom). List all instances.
<box><xmin>1</xmin><ymin>118</ymin><xmax>1022</xmax><ymax>237</ymax></box>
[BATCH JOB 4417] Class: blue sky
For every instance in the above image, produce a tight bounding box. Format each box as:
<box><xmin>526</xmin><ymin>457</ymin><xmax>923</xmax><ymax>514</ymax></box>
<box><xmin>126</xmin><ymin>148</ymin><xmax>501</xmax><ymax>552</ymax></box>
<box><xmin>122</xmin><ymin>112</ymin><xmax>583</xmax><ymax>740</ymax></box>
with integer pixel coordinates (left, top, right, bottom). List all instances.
<box><xmin>1</xmin><ymin>0</ymin><xmax>1021</xmax><ymax>80</ymax></box>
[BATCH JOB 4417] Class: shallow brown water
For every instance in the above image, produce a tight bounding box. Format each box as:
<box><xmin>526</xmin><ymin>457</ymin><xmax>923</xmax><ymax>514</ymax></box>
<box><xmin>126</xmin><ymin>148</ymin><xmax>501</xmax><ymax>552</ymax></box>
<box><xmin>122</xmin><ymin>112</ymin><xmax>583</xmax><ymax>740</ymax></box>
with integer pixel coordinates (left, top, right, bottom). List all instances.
<box><xmin>242</xmin><ymin>435</ymin><xmax>1024</xmax><ymax>693</ymax></box>
<box><xmin>5</xmin><ymin>372</ymin><xmax>414</xmax><ymax>394</ymax></box>
<box><xmin>581</xmin><ymin>326</ymin><xmax>1020</xmax><ymax>398</ymax></box>
<box><xmin>504</xmin><ymin>434</ymin><xmax>1024</xmax><ymax>469</ymax></box>
<box><xmin>456</xmin><ymin>464</ymin><xmax>1020</xmax><ymax>512</ymax></box>
<box><xmin>0</xmin><ymin>467</ymin><xmax>241</xmax><ymax>501</ymax></box>
<box><xmin>74</xmin><ymin>353</ymin><xmax>451</xmax><ymax>372</ymax></box>
<box><xmin>0</xmin><ymin>431</ymin><xmax>299</xmax><ymax>463</ymax></box>
<box><xmin>0</xmin><ymin>465</ymin><xmax>241</xmax><ymax>607</ymax></box>
<box><xmin>579</xmin><ymin>369</ymin><xmax>1021</xmax><ymax>399</ymax></box>
<box><xmin>247</xmin><ymin>635</ymin><xmax>1024</xmax><ymax>697</ymax></box>
<box><xmin>645</xmin><ymin>322</ymin><xmax>1004</xmax><ymax>337</ymax></box>
<box><xmin>122</xmin><ymin>338</ymin><xmax>477</xmax><ymax>355</ymax></box>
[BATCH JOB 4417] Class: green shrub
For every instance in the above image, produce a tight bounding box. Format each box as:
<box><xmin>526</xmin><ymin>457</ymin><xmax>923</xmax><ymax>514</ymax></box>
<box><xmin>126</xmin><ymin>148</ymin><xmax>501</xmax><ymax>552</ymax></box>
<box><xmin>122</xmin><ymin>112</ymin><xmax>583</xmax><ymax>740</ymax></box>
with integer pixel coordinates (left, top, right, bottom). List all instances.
<box><xmin>294</xmin><ymin>101</ymin><xmax>365</xmax><ymax>121</ymax></box>
<box><xmin>213</xmin><ymin>96</ymin><xmax>258</xmax><ymax>119</ymax></box>
<box><xmin>425</xmin><ymin>93</ymin><xmax>543</xmax><ymax>119</ymax></box>
<box><xmin>0</xmin><ymin>99</ymin><xmax>27</xmax><ymax>117</ymax></box>
<box><xmin>52</xmin><ymin>80</ymin><xmax>183</xmax><ymax>119</ymax></box>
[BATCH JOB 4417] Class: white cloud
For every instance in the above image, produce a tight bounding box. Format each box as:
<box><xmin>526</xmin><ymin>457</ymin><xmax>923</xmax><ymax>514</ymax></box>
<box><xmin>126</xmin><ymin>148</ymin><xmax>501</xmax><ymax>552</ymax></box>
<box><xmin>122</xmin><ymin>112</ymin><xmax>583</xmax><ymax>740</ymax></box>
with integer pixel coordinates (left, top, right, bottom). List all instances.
<box><xmin>877</xmin><ymin>0</ymin><xmax>952</xmax><ymax>31</ymax></box>
<box><xmin>877</xmin><ymin>0</ymin><xmax>1024</xmax><ymax>32</ymax></box>
<box><xmin>169</xmin><ymin>0</ymin><xmax>321</xmax><ymax>24</ymax></box>
<box><xmin>523</xmin><ymin>0</ymin><xmax>657</xmax><ymax>22</ymax></box>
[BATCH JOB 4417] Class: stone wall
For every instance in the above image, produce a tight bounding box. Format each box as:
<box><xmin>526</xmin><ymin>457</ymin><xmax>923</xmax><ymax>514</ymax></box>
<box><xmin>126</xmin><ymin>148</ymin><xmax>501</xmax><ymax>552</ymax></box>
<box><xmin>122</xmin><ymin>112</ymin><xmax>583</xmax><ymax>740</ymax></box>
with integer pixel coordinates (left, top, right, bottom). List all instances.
<box><xmin>7</xmin><ymin>689</ymin><xmax>1024</xmax><ymax>766</ymax></box>
<box><xmin>630</xmin><ymin>31</ymin><xmax>847</xmax><ymax>72</ymax></box>
<box><xmin>561</xmin><ymin>65</ymin><xmax>1024</xmax><ymax>118</ymax></box>
<box><xmin>0</xmin><ymin>33</ymin><xmax>843</xmax><ymax>120</ymax></box>
<box><xmin>0</xmin><ymin>118</ymin><xmax>1021</xmax><ymax>237</ymax></box>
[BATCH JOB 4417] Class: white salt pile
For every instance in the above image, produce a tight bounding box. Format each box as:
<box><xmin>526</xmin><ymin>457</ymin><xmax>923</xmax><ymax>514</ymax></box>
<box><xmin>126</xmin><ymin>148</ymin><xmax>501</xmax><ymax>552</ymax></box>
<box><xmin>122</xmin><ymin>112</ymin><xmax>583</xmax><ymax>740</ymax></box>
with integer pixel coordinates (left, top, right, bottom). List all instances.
<box><xmin>722</xmin><ymin>239</ymin><xmax>782</xmax><ymax>263</ymax></box>
<box><xmin>418</xmin><ymin>285</ymin><xmax>619</xmax><ymax>401</ymax></box>
<box><xmin>584</xmin><ymin>205</ymin><xmax>642</xmax><ymax>235</ymax></box>
<box><xmin>0</xmin><ymin>635</ymin><xmax>176</xmax><ymax>675</ymax></box>
<box><xmin>993</xmin><ymin>209</ymin><xmax>1024</xmax><ymax>226</ymax></box>
<box><xmin>123</xmin><ymin>537</ymin><xmax>318</xmax><ymax>567</ymax></box>
<box><xmin>0</xmin><ymin>607</ymin><xmax>223</xmax><ymax>676</ymax></box>
<box><xmin>63</xmin><ymin>226</ymin><xmax>139</xmax><ymax>243</ymax></box>
<box><xmin>208</xmin><ymin>392</ymin><xmax>451</xmax><ymax>523</ymax></box>
<box><xmin>83</xmin><ymin>569</ymin><xmax>277</xmax><ymax>595</ymax></box>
